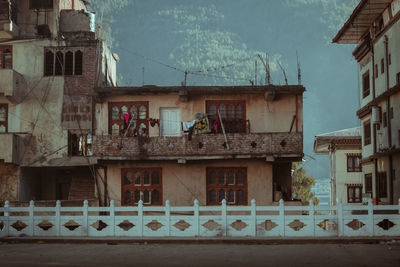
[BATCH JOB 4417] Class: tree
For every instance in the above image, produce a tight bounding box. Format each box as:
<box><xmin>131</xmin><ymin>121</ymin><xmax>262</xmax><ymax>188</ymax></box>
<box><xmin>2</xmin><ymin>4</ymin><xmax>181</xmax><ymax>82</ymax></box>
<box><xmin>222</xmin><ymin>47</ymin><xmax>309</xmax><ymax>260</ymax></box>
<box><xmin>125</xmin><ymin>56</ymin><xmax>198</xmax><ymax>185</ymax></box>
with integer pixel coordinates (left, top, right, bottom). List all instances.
<box><xmin>292</xmin><ymin>162</ymin><xmax>319</xmax><ymax>205</ymax></box>
<box><xmin>157</xmin><ymin>4</ymin><xmax>282</xmax><ymax>85</ymax></box>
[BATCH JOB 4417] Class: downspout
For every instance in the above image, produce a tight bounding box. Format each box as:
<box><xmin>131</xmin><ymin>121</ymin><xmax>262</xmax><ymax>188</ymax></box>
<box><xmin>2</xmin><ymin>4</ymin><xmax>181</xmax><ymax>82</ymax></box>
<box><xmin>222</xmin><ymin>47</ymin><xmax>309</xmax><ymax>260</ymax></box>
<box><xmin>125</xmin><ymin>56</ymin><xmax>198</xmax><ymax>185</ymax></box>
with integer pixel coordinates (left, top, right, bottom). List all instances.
<box><xmin>329</xmin><ymin>142</ymin><xmax>336</xmax><ymax>206</ymax></box>
<box><xmin>371</xmin><ymin>33</ymin><xmax>379</xmax><ymax>203</ymax></box>
<box><xmin>384</xmin><ymin>35</ymin><xmax>394</xmax><ymax>204</ymax></box>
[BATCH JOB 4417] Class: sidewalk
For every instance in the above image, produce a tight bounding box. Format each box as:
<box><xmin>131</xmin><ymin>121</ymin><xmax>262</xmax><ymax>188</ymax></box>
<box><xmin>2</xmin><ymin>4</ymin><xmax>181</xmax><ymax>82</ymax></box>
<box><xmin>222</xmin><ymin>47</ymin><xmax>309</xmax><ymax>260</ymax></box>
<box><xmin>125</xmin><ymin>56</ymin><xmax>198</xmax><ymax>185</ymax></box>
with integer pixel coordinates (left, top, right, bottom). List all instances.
<box><xmin>1</xmin><ymin>236</ymin><xmax>399</xmax><ymax>245</ymax></box>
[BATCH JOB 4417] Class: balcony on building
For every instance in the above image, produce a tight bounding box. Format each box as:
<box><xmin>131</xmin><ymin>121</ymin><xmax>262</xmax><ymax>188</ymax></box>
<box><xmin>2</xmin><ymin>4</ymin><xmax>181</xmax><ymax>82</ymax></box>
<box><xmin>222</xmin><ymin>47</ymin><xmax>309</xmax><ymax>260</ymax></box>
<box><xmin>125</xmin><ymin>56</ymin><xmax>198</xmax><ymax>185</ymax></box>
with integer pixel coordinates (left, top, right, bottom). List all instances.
<box><xmin>0</xmin><ymin>68</ymin><xmax>27</xmax><ymax>103</ymax></box>
<box><xmin>0</xmin><ymin>0</ymin><xmax>19</xmax><ymax>40</ymax></box>
<box><xmin>92</xmin><ymin>132</ymin><xmax>303</xmax><ymax>162</ymax></box>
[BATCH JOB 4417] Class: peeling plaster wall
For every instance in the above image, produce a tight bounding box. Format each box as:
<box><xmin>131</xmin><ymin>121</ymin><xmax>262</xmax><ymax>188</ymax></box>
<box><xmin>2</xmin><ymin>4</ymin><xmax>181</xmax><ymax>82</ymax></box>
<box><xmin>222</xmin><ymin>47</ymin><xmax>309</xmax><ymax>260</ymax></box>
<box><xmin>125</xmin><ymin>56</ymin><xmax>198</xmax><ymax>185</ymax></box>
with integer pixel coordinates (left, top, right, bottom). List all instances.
<box><xmin>103</xmin><ymin>159</ymin><xmax>273</xmax><ymax>207</ymax></box>
<box><xmin>0</xmin><ymin>163</ymin><xmax>19</xmax><ymax>201</ymax></box>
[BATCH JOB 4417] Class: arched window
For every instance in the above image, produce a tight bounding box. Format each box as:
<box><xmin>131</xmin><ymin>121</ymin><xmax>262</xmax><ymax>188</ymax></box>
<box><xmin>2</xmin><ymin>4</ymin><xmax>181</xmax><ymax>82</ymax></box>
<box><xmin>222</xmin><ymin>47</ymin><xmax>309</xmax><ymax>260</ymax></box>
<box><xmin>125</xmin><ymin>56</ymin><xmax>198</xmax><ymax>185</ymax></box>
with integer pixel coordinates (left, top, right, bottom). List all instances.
<box><xmin>74</xmin><ymin>50</ymin><xmax>83</xmax><ymax>75</ymax></box>
<box><xmin>218</xmin><ymin>104</ymin><xmax>226</xmax><ymax>118</ymax></box>
<box><xmin>227</xmin><ymin>104</ymin><xmax>235</xmax><ymax>118</ymax></box>
<box><xmin>111</xmin><ymin>106</ymin><xmax>119</xmax><ymax>120</ymax></box>
<box><xmin>65</xmin><ymin>51</ymin><xmax>73</xmax><ymax>75</ymax></box>
<box><xmin>44</xmin><ymin>50</ymin><xmax>54</xmax><ymax>76</ymax></box>
<box><xmin>208</xmin><ymin>104</ymin><xmax>216</xmax><ymax>119</ymax></box>
<box><xmin>55</xmin><ymin>51</ymin><xmax>64</xmax><ymax>75</ymax></box>
<box><xmin>139</xmin><ymin>105</ymin><xmax>147</xmax><ymax>119</ymax></box>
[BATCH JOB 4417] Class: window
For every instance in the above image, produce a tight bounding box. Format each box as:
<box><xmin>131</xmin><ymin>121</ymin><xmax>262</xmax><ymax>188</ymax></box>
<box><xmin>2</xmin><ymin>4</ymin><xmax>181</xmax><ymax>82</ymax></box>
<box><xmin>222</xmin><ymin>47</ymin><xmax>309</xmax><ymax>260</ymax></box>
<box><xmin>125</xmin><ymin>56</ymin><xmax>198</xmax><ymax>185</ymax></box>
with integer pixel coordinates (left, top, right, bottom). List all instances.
<box><xmin>347</xmin><ymin>154</ymin><xmax>361</xmax><ymax>172</ymax></box>
<box><xmin>362</xmin><ymin>71</ymin><xmax>370</xmax><ymax>98</ymax></box>
<box><xmin>364</xmin><ymin>174</ymin><xmax>372</xmax><ymax>194</ymax></box>
<box><xmin>375</xmin><ymin>64</ymin><xmax>378</xmax><ymax>79</ymax></box>
<box><xmin>44</xmin><ymin>48</ymin><xmax>83</xmax><ymax>76</ymax></box>
<box><xmin>347</xmin><ymin>185</ymin><xmax>362</xmax><ymax>203</ymax></box>
<box><xmin>381</xmin><ymin>58</ymin><xmax>384</xmax><ymax>74</ymax></box>
<box><xmin>30</xmin><ymin>0</ymin><xmax>53</xmax><ymax>9</ymax></box>
<box><xmin>378</xmin><ymin>172</ymin><xmax>387</xmax><ymax>198</ymax></box>
<box><xmin>206</xmin><ymin>167</ymin><xmax>247</xmax><ymax>205</ymax></box>
<box><xmin>68</xmin><ymin>131</ymin><xmax>92</xmax><ymax>156</ymax></box>
<box><xmin>108</xmin><ymin>102</ymin><xmax>149</xmax><ymax>136</ymax></box>
<box><xmin>121</xmin><ymin>168</ymin><xmax>162</xmax><ymax>205</ymax></box>
<box><xmin>363</xmin><ymin>121</ymin><xmax>371</xmax><ymax>145</ymax></box>
<box><xmin>0</xmin><ymin>46</ymin><xmax>12</xmax><ymax>69</ymax></box>
<box><xmin>0</xmin><ymin>104</ymin><xmax>8</xmax><ymax>133</ymax></box>
<box><xmin>206</xmin><ymin>100</ymin><xmax>247</xmax><ymax>133</ymax></box>
<box><xmin>383</xmin><ymin>112</ymin><xmax>387</xmax><ymax>127</ymax></box>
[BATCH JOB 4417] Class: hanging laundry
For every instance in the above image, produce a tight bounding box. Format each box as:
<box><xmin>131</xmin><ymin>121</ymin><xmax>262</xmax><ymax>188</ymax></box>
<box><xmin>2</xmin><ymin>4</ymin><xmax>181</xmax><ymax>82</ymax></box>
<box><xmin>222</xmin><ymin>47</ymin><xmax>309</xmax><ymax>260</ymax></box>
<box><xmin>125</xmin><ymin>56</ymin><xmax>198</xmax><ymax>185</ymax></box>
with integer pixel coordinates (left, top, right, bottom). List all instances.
<box><xmin>182</xmin><ymin>120</ymin><xmax>196</xmax><ymax>132</ymax></box>
<box><xmin>194</xmin><ymin>116</ymin><xmax>211</xmax><ymax>134</ymax></box>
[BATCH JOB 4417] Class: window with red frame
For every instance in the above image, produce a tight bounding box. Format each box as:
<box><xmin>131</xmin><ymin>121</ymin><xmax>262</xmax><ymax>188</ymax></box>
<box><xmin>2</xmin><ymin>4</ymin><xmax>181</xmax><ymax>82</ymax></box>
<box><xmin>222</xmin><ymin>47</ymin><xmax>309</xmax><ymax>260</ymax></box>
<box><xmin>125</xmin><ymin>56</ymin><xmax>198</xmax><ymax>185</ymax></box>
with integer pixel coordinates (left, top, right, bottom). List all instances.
<box><xmin>0</xmin><ymin>46</ymin><xmax>12</xmax><ymax>69</ymax></box>
<box><xmin>206</xmin><ymin>167</ymin><xmax>247</xmax><ymax>205</ymax></box>
<box><xmin>108</xmin><ymin>102</ymin><xmax>149</xmax><ymax>136</ymax></box>
<box><xmin>121</xmin><ymin>168</ymin><xmax>162</xmax><ymax>205</ymax></box>
<box><xmin>206</xmin><ymin>100</ymin><xmax>247</xmax><ymax>133</ymax></box>
<box><xmin>347</xmin><ymin>154</ymin><xmax>361</xmax><ymax>172</ymax></box>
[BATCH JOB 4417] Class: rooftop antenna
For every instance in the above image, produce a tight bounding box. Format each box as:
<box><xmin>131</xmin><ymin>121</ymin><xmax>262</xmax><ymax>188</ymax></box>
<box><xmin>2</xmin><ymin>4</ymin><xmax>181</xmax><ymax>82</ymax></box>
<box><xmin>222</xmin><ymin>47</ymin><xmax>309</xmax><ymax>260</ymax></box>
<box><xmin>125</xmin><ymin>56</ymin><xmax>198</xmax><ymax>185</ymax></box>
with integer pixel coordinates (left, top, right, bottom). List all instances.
<box><xmin>257</xmin><ymin>53</ymin><xmax>271</xmax><ymax>85</ymax></box>
<box><xmin>297</xmin><ymin>50</ymin><xmax>302</xmax><ymax>85</ymax></box>
<box><xmin>277</xmin><ymin>61</ymin><xmax>288</xmax><ymax>85</ymax></box>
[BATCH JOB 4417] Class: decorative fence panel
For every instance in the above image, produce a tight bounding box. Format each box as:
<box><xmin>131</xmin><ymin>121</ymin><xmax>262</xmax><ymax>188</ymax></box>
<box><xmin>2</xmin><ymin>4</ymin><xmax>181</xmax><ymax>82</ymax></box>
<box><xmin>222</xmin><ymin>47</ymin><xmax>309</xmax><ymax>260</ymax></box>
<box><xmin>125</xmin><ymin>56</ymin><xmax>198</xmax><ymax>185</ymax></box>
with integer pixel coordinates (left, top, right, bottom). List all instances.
<box><xmin>0</xmin><ymin>199</ymin><xmax>399</xmax><ymax>238</ymax></box>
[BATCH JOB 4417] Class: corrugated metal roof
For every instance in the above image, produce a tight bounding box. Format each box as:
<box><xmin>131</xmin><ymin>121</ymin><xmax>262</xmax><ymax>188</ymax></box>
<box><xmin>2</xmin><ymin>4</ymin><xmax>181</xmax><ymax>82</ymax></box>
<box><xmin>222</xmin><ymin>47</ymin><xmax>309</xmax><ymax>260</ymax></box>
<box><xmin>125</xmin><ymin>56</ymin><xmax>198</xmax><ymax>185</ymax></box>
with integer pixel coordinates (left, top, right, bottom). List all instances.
<box><xmin>333</xmin><ymin>0</ymin><xmax>392</xmax><ymax>44</ymax></box>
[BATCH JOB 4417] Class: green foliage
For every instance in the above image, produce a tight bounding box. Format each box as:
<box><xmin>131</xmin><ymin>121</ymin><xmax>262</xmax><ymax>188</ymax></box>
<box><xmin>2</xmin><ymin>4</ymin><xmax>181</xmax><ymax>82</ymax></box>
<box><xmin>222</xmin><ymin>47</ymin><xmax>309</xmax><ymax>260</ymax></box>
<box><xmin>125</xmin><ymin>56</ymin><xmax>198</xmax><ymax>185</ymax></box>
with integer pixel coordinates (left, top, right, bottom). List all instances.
<box><xmin>292</xmin><ymin>162</ymin><xmax>319</xmax><ymax>205</ymax></box>
<box><xmin>157</xmin><ymin>5</ymin><xmax>282</xmax><ymax>85</ymax></box>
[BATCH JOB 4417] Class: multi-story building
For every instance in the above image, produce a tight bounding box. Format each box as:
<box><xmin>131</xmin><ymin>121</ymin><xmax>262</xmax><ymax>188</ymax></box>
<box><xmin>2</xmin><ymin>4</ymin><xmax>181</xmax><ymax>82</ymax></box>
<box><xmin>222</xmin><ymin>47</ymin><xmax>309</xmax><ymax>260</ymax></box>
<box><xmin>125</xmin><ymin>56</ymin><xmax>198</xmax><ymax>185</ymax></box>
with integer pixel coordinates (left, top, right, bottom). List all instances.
<box><xmin>91</xmin><ymin>85</ymin><xmax>304</xmax><ymax>206</ymax></box>
<box><xmin>0</xmin><ymin>0</ymin><xmax>117</xmax><ymax>203</ymax></box>
<box><xmin>314</xmin><ymin>127</ymin><xmax>363</xmax><ymax>205</ymax></box>
<box><xmin>333</xmin><ymin>0</ymin><xmax>400</xmax><ymax>205</ymax></box>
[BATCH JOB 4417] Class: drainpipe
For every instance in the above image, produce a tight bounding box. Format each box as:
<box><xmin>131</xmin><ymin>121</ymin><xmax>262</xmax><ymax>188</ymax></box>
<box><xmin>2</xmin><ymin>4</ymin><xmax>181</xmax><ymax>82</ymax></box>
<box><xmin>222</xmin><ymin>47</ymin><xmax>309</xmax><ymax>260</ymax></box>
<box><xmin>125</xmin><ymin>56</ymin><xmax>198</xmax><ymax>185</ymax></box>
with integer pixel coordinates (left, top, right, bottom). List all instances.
<box><xmin>329</xmin><ymin>142</ymin><xmax>336</xmax><ymax>206</ymax></box>
<box><xmin>384</xmin><ymin>35</ymin><xmax>393</xmax><ymax>204</ymax></box>
<box><xmin>370</xmin><ymin>36</ymin><xmax>378</xmax><ymax>203</ymax></box>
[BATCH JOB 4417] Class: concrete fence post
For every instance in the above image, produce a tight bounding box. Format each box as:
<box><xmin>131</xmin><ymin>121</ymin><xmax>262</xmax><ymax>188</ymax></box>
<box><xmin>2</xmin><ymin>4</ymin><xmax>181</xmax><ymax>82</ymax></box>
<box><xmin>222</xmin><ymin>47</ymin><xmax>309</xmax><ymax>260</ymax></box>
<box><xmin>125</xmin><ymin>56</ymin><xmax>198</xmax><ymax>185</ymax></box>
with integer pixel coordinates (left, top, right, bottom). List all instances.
<box><xmin>29</xmin><ymin>200</ymin><xmax>34</xmax><ymax>236</ymax></box>
<box><xmin>4</xmin><ymin>200</ymin><xmax>10</xmax><ymax>237</ymax></box>
<box><xmin>279</xmin><ymin>199</ymin><xmax>285</xmax><ymax>237</ymax></box>
<box><xmin>138</xmin><ymin>200</ymin><xmax>143</xmax><ymax>237</ymax></box>
<box><xmin>222</xmin><ymin>199</ymin><xmax>227</xmax><ymax>236</ymax></box>
<box><xmin>83</xmin><ymin>200</ymin><xmax>88</xmax><ymax>236</ymax></box>
<box><xmin>193</xmin><ymin>199</ymin><xmax>199</xmax><ymax>237</ymax></box>
<box><xmin>110</xmin><ymin>200</ymin><xmax>115</xmax><ymax>237</ymax></box>
<box><xmin>165</xmin><ymin>200</ymin><xmax>171</xmax><ymax>236</ymax></box>
<box><xmin>251</xmin><ymin>199</ymin><xmax>257</xmax><ymax>237</ymax></box>
<box><xmin>337</xmin><ymin>199</ymin><xmax>344</xmax><ymax>237</ymax></box>
<box><xmin>55</xmin><ymin>200</ymin><xmax>61</xmax><ymax>237</ymax></box>
<box><xmin>367</xmin><ymin>198</ymin><xmax>374</xmax><ymax>236</ymax></box>
<box><xmin>309</xmin><ymin>200</ymin><xmax>315</xmax><ymax>237</ymax></box>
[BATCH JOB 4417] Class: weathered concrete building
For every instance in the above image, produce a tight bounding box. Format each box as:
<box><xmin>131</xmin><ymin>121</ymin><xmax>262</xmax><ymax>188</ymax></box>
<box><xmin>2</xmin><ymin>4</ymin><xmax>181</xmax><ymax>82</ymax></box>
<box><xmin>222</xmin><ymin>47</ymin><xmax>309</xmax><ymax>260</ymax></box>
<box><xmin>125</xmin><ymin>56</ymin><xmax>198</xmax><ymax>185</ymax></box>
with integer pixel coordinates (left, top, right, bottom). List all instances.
<box><xmin>0</xmin><ymin>0</ymin><xmax>117</xmax><ymax>203</ymax></box>
<box><xmin>333</xmin><ymin>0</ymin><xmax>400</xmax><ymax>205</ymax></box>
<box><xmin>92</xmin><ymin>85</ymin><xmax>304</xmax><ymax>206</ymax></box>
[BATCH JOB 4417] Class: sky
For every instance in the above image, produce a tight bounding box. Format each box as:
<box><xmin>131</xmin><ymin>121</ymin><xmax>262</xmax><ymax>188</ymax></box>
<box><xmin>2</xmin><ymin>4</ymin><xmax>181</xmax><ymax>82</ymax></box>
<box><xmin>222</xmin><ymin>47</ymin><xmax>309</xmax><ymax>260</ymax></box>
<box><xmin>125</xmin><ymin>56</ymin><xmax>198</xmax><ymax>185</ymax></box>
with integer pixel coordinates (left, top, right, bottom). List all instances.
<box><xmin>104</xmin><ymin>0</ymin><xmax>361</xmax><ymax>180</ymax></box>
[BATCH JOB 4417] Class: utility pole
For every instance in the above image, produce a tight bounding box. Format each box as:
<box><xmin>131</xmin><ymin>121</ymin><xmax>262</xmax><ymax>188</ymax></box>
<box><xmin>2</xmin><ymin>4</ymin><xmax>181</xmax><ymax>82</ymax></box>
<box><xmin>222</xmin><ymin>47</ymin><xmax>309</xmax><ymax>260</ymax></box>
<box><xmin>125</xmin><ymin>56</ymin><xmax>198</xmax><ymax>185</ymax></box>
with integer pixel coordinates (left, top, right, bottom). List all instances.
<box><xmin>297</xmin><ymin>51</ymin><xmax>302</xmax><ymax>85</ymax></box>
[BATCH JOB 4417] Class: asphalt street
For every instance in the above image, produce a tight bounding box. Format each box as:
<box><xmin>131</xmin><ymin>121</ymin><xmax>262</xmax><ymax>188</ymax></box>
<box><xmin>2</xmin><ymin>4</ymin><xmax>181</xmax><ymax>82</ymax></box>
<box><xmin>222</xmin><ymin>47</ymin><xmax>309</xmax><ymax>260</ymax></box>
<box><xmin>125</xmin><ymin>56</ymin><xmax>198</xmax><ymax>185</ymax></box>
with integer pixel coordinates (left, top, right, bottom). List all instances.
<box><xmin>0</xmin><ymin>242</ymin><xmax>399</xmax><ymax>267</ymax></box>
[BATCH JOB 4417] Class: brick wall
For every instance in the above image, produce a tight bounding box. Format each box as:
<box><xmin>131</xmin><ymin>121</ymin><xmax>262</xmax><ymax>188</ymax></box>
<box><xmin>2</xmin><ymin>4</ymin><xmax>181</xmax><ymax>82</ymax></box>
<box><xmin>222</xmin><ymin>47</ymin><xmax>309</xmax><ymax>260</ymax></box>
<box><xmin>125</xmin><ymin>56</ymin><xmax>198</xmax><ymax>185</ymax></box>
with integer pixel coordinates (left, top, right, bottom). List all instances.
<box><xmin>93</xmin><ymin>132</ymin><xmax>303</xmax><ymax>159</ymax></box>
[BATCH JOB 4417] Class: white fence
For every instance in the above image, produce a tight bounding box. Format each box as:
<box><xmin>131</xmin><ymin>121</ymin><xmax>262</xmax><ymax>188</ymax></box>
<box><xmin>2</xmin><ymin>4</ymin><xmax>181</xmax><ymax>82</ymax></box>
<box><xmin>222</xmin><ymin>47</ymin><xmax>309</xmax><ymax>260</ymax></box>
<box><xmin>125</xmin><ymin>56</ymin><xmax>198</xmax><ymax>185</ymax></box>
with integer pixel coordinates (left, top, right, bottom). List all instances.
<box><xmin>0</xmin><ymin>199</ymin><xmax>399</xmax><ymax>238</ymax></box>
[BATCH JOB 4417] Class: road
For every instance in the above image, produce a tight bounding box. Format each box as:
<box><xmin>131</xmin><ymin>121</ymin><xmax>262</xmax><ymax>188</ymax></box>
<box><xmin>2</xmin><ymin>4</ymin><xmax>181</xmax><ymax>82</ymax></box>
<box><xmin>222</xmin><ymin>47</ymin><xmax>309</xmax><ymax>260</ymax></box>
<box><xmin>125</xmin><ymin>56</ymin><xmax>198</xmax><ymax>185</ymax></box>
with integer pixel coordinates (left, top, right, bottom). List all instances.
<box><xmin>0</xmin><ymin>242</ymin><xmax>399</xmax><ymax>267</ymax></box>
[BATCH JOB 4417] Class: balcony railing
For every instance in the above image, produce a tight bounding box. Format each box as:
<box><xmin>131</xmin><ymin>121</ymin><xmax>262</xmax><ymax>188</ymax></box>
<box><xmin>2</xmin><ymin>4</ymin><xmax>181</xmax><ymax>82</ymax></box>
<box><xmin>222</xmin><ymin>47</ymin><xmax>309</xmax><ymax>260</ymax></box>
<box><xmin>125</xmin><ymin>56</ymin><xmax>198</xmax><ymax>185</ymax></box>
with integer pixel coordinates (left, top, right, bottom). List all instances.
<box><xmin>0</xmin><ymin>69</ymin><xmax>26</xmax><ymax>103</ymax></box>
<box><xmin>93</xmin><ymin>132</ymin><xmax>303</xmax><ymax>160</ymax></box>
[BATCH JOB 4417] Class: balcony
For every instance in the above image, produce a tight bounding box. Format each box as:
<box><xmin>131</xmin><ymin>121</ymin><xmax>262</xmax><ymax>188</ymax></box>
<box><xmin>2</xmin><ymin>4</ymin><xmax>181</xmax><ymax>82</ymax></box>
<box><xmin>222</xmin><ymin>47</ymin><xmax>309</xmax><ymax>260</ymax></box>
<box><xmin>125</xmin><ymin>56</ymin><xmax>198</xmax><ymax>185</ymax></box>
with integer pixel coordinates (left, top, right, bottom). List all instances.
<box><xmin>93</xmin><ymin>132</ymin><xmax>303</xmax><ymax>161</ymax></box>
<box><xmin>0</xmin><ymin>69</ymin><xmax>26</xmax><ymax>103</ymax></box>
<box><xmin>0</xmin><ymin>0</ymin><xmax>19</xmax><ymax>40</ymax></box>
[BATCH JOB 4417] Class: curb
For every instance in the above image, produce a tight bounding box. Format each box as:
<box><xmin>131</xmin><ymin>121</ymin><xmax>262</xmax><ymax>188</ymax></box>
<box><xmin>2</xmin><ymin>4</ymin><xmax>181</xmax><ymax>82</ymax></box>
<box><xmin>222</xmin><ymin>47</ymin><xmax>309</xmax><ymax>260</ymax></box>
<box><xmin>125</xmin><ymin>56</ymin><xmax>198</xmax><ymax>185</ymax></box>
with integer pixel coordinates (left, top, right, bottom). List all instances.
<box><xmin>1</xmin><ymin>237</ymin><xmax>400</xmax><ymax>245</ymax></box>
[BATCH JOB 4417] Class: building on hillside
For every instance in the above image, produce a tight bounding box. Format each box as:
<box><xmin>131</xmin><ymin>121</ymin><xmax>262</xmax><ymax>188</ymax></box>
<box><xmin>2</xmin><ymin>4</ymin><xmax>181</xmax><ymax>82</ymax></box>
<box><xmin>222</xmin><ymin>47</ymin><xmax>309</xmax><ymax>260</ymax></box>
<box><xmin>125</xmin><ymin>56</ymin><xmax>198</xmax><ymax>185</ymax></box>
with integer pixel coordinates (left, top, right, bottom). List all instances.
<box><xmin>0</xmin><ymin>0</ymin><xmax>117</xmax><ymax>204</ymax></box>
<box><xmin>314</xmin><ymin>127</ymin><xmax>363</xmax><ymax>205</ymax></box>
<box><xmin>333</xmin><ymin>0</ymin><xmax>400</xmax><ymax>205</ymax></box>
<box><xmin>311</xmin><ymin>178</ymin><xmax>330</xmax><ymax>206</ymax></box>
<box><xmin>91</xmin><ymin>85</ymin><xmax>304</xmax><ymax>206</ymax></box>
